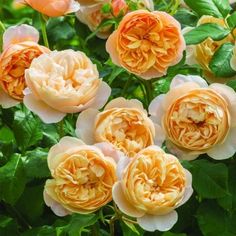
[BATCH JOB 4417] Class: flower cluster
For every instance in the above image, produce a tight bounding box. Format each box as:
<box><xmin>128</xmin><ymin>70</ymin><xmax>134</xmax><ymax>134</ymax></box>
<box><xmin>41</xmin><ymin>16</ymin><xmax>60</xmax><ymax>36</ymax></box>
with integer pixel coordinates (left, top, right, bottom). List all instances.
<box><xmin>1</xmin><ymin>0</ymin><xmax>236</xmax><ymax>233</ymax></box>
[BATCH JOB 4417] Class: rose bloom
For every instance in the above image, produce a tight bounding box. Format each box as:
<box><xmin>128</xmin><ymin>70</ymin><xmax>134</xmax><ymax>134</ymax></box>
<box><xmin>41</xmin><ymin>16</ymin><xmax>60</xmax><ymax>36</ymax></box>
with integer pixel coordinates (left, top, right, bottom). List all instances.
<box><xmin>184</xmin><ymin>15</ymin><xmax>236</xmax><ymax>83</ymax></box>
<box><xmin>76</xmin><ymin>0</ymin><xmax>154</xmax><ymax>39</ymax></box>
<box><xmin>76</xmin><ymin>97</ymin><xmax>165</xmax><ymax>157</ymax></box>
<box><xmin>23</xmin><ymin>49</ymin><xmax>111</xmax><ymax>124</ymax></box>
<box><xmin>149</xmin><ymin>74</ymin><xmax>236</xmax><ymax>160</ymax></box>
<box><xmin>113</xmin><ymin>146</ymin><xmax>193</xmax><ymax>232</ymax></box>
<box><xmin>14</xmin><ymin>0</ymin><xmax>80</xmax><ymax>17</ymax></box>
<box><xmin>106</xmin><ymin>10</ymin><xmax>185</xmax><ymax>80</ymax></box>
<box><xmin>44</xmin><ymin>136</ymin><xmax>117</xmax><ymax>215</ymax></box>
<box><xmin>0</xmin><ymin>24</ymin><xmax>49</xmax><ymax>108</ymax></box>
<box><xmin>77</xmin><ymin>0</ymin><xmax>109</xmax><ymax>6</ymax></box>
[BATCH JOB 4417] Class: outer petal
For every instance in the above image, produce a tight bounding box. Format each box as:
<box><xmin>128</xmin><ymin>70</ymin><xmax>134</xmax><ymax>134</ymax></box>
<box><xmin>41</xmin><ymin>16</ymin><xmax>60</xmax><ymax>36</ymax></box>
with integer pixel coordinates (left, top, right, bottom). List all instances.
<box><xmin>95</xmin><ymin>142</ymin><xmax>124</xmax><ymax>163</ymax></box>
<box><xmin>112</xmin><ymin>182</ymin><xmax>145</xmax><ymax>218</ymax></box>
<box><xmin>105</xmin><ymin>31</ymin><xmax>121</xmax><ymax>66</ymax></box>
<box><xmin>170</xmin><ymin>74</ymin><xmax>208</xmax><ymax>89</ymax></box>
<box><xmin>154</xmin><ymin>124</ymin><xmax>165</xmax><ymax>147</ymax></box>
<box><xmin>75</xmin><ymin>108</ymin><xmax>99</xmax><ymax>144</ymax></box>
<box><xmin>104</xmin><ymin>97</ymin><xmax>145</xmax><ymax>111</ymax></box>
<box><xmin>166</xmin><ymin>140</ymin><xmax>200</xmax><ymax>161</ymax></box>
<box><xmin>137</xmin><ymin>211</ymin><xmax>178</xmax><ymax>232</ymax></box>
<box><xmin>177</xmin><ymin>170</ymin><xmax>193</xmax><ymax>207</ymax></box>
<box><xmin>65</xmin><ymin>0</ymin><xmax>80</xmax><ymax>14</ymax></box>
<box><xmin>90</xmin><ymin>81</ymin><xmax>111</xmax><ymax>109</ymax></box>
<box><xmin>3</xmin><ymin>24</ymin><xmax>39</xmax><ymax>50</ymax></box>
<box><xmin>48</xmin><ymin>136</ymin><xmax>85</xmax><ymax>171</ymax></box>
<box><xmin>43</xmin><ymin>190</ymin><xmax>71</xmax><ymax>217</ymax></box>
<box><xmin>116</xmin><ymin>155</ymin><xmax>131</xmax><ymax>180</ymax></box>
<box><xmin>23</xmin><ymin>92</ymin><xmax>66</xmax><ymax>124</ymax></box>
<box><xmin>149</xmin><ymin>94</ymin><xmax>166</xmax><ymax>124</ymax></box>
<box><xmin>0</xmin><ymin>87</ymin><xmax>20</xmax><ymax>108</ymax></box>
<box><xmin>207</xmin><ymin>127</ymin><xmax>236</xmax><ymax>160</ymax></box>
<box><xmin>209</xmin><ymin>83</ymin><xmax>236</xmax><ymax>127</ymax></box>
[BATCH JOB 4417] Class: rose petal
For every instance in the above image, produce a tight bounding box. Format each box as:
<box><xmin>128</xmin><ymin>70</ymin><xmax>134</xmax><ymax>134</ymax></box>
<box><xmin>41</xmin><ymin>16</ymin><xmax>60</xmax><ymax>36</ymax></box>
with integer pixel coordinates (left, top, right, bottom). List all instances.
<box><xmin>0</xmin><ymin>87</ymin><xmax>20</xmax><ymax>108</ymax></box>
<box><xmin>149</xmin><ymin>94</ymin><xmax>166</xmax><ymax>124</ymax></box>
<box><xmin>3</xmin><ymin>24</ymin><xmax>39</xmax><ymax>50</ymax></box>
<box><xmin>137</xmin><ymin>211</ymin><xmax>178</xmax><ymax>232</ymax></box>
<box><xmin>104</xmin><ymin>97</ymin><xmax>144</xmax><ymax>111</ymax></box>
<box><xmin>66</xmin><ymin>0</ymin><xmax>80</xmax><ymax>14</ymax></box>
<box><xmin>90</xmin><ymin>81</ymin><xmax>111</xmax><ymax>109</ymax></box>
<box><xmin>170</xmin><ymin>74</ymin><xmax>208</xmax><ymax>89</ymax></box>
<box><xmin>106</xmin><ymin>31</ymin><xmax>121</xmax><ymax>66</ymax></box>
<box><xmin>48</xmin><ymin>136</ymin><xmax>85</xmax><ymax>171</ymax></box>
<box><xmin>209</xmin><ymin>83</ymin><xmax>236</xmax><ymax>127</ymax></box>
<box><xmin>23</xmin><ymin>92</ymin><xmax>66</xmax><ymax>124</ymax></box>
<box><xmin>112</xmin><ymin>182</ymin><xmax>145</xmax><ymax>218</ymax></box>
<box><xmin>116</xmin><ymin>155</ymin><xmax>131</xmax><ymax>180</ymax></box>
<box><xmin>43</xmin><ymin>190</ymin><xmax>71</xmax><ymax>217</ymax></box>
<box><xmin>177</xmin><ymin>170</ymin><xmax>193</xmax><ymax>207</ymax></box>
<box><xmin>95</xmin><ymin>142</ymin><xmax>124</xmax><ymax>163</ymax></box>
<box><xmin>75</xmin><ymin>108</ymin><xmax>99</xmax><ymax>144</ymax></box>
<box><xmin>154</xmin><ymin>124</ymin><xmax>165</xmax><ymax>147</ymax></box>
<box><xmin>207</xmin><ymin>127</ymin><xmax>236</xmax><ymax>160</ymax></box>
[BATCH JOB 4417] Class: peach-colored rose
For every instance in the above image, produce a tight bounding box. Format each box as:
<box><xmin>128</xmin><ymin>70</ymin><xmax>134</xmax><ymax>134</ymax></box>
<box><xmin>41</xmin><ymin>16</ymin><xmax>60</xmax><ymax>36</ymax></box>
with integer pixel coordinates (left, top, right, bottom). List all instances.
<box><xmin>76</xmin><ymin>0</ymin><xmax>153</xmax><ymax>39</ymax></box>
<box><xmin>23</xmin><ymin>49</ymin><xmax>111</xmax><ymax>124</ymax></box>
<box><xmin>149</xmin><ymin>74</ymin><xmax>236</xmax><ymax>160</ymax></box>
<box><xmin>113</xmin><ymin>146</ymin><xmax>193</xmax><ymax>232</ymax></box>
<box><xmin>184</xmin><ymin>15</ymin><xmax>236</xmax><ymax>83</ymax></box>
<box><xmin>14</xmin><ymin>0</ymin><xmax>80</xmax><ymax>17</ymax></box>
<box><xmin>44</xmin><ymin>136</ymin><xmax>117</xmax><ymax>216</ymax></box>
<box><xmin>77</xmin><ymin>0</ymin><xmax>108</xmax><ymax>6</ymax></box>
<box><xmin>106</xmin><ymin>10</ymin><xmax>185</xmax><ymax>80</ymax></box>
<box><xmin>0</xmin><ymin>24</ymin><xmax>49</xmax><ymax>108</ymax></box>
<box><xmin>76</xmin><ymin>97</ymin><xmax>165</xmax><ymax>157</ymax></box>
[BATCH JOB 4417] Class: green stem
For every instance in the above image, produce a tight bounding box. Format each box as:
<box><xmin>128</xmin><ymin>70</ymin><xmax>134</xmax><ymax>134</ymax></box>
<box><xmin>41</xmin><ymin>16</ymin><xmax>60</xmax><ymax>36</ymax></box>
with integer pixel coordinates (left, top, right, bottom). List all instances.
<box><xmin>143</xmin><ymin>79</ymin><xmax>154</xmax><ymax>106</ymax></box>
<box><xmin>121</xmin><ymin>76</ymin><xmax>132</xmax><ymax>97</ymax></box>
<box><xmin>57</xmin><ymin>120</ymin><xmax>64</xmax><ymax>138</ymax></box>
<box><xmin>109</xmin><ymin>216</ymin><xmax>117</xmax><ymax>236</ymax></box>
<box><xmin>40</xmin><ymin>14</ymin><xmax>49</xmax><ymax>48</ymax></box>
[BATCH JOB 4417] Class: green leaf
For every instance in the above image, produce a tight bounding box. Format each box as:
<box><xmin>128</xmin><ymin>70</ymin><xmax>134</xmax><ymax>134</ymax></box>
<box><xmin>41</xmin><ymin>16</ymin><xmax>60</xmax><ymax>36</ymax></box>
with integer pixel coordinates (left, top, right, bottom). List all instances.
<box><xmin>121</xmin><ymin>221</ymin><xmax>140</xmax><ymax>236</ymax></box>
<box><xmin>0</xmin><ymin>21</ymin><xmax>5</xmax><ymax>52</ymax></box>
<box><xmin>0</xmin><ymin>215</ymin><xmax>19</xmax><ymax>236</ymax></box>
<box><xmin>16</xmin><ymin>185</ymin><xmax>45</xmax><ymax>223</ymax></box>
<box><xmin>227</xmin><ymin>12</ymin><xmax>236</xmax><ymax>29</ymax></box>
<box><xmin>226</xmin><ymin>79</ymin><xmax>236</xmax><ymax>90</ymax></box>
<box><xmin>190</xmin><ymin>160</ymin><xmax>229</xmax><ymax>199</ymax></box>
<box><xmin>184</xmin><ymin>0</ymin><xmax>231</xmax><ymax>18</ymax></box>
<box><xmin>13</xmin><ymin>111</ymin><xmax>43</xmax><ymax>152</ymax></box>
<box><xmin>22</xmin><ymin>226</ymin><xmax>56</xmax><ymax>236</ymax></box>
<box><xmin>174</xmin><ymin>8</ymin><xmax>198</xmax><ymax>27</ymax></box>
<box><xmin>60</xmin><ymin>214</ymin><xmax>99</xmax><ymax>236</ymax></box>
<box><xmin>184</xmin><ymin>23</ymin><xmax>231</xmax><ymax>45</ymax></box>
<box><xmin>0</xmin><ymin>154</ymin><xmax>26</xmax><ymax>205</ymax></box>
<box><xmin>22</xmin><ymin>148</ymin><xmax>50</xmax><ymax>179</ymax></box>
<box><xmin>197</xmin><ymin>201</ymin><xmax>236</xmax><ymax>236</ymax></box>
<box><xmin>162</xmin><ymin>233</ymin><xmax>187</xmax><ymax>236</ymax></box>
<box><xmin>209</xmin><ymin>43</ymin><xmax>236</xmax><ymax>77</ymax></box>
<box><xmin>0</xmin><ymin>126</ymin><xmax>14</xmax><ymax>144</ymax></box>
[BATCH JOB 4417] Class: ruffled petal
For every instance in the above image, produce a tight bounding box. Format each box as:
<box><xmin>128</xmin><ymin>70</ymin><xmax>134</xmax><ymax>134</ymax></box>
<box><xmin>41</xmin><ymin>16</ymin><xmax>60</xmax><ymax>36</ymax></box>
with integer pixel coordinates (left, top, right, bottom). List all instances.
<box><xmin>75</xmin><ymin>108</ymin><xmax>99</xmax><ymax>144</ymax></box>
<box><xmin>0</xmin><ymin>87</ymin><xmax>20</xmax><ymax>108</ymax></box>
<box><xmin>137</xmin><ymin>211</ymin><xmax>178</xmax><ymax>232</ymax></box>
<box><xmin>149</xmin><ymin>94</ymin><xmax>166</xmax><ymax>123</ymax></box>
<box><xmin>23</xmin><ymin>92</ymin><xmax>66</xmax><ymax>124</ymax></box>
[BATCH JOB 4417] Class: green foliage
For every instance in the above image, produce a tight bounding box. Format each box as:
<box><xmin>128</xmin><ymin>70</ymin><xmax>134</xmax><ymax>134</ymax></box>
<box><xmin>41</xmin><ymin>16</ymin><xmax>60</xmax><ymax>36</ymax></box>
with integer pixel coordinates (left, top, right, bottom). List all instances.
<box><xmin>0</xmin><ymin>154</ymin><xmax>26</xmax><ymax>205</ymax></box>
<box><xmin>184</xmin><ymin>0</ymin><xmax>231</xmax><ymax>18</ymax></box>
<box><xmin>209</xmin><ymin>43</ymin><xmax>236</xmax><ymax>78</ymax></box>
<box><xmin>184</xmin><ymin>23</ymin><xmax>230</xmax><ymax>45</ymax></box>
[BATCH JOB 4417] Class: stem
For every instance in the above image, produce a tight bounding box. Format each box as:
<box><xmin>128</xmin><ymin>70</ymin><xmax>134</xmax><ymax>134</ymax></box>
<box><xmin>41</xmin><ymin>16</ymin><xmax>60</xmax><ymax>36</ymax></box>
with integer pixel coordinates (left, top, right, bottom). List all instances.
<box><xmin>143</xmin><ymin>79</ymin><xmax>154</xmax><ymax>106</ymax></box>
<box><xmin>109</xmin><ymin>216</ymin><xmax>117</xmax><ymax>236</ymax></box>
<box><xmin>40</xmin><ymin>14</ymin><xmax>49</xmax><ymax>48</ymax></box>
<box><xmin>121</xmin><ymin>76</ymin><xmax>132</xmax><ymax>97</ymax></box>
<box><xmin>57</xmin><ymin>120</ymin><xmax>64</xmax><ymax>138</ymax></box>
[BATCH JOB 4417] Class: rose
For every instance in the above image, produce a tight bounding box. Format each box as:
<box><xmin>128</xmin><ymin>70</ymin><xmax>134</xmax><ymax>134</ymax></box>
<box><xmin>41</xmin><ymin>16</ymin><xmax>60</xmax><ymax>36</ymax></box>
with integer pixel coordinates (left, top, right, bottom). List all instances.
<box><xmin>14</xmin><ymin>0</ymin><xmax>80</xmax><ymax>17</ymax></box>
<box><xmin>149</xmin><ymin>74</ymin><xmax>236</xmax><ymax>160</ymax></box>
<box><xmin>106</xmin><ymin>10</ymin><xmax>185</xmax><ymax>80</ymax></box>
<box><xmin>0</xmin><ymin>24</ymin><xmax>49</xmax><ymax>108</ymax></box>
<box><xmin>113</xmin><ymin>146</ymin><xmax>193</xmax><ymax>232</ymax></box>
<box><xmin>184</xmin><ymin>15</ymin><xmax>236</xmax><ymax>83</ymax></box>
<box><xmin>23</xmin><ymin>49</ymin><xmax>111</xmax><ymax>124</ymax></box>
<box><xmin>76</xmin><ymin>0</ymin><xmax>153</xmax><ymax>39</ymax></box>
<box><xmin>76</xmin><ymin>97</ymin><xmax>165</xmax><ymax>157</ymax></box>
<box><xmin>77</xmin><ymin>0</ymin><xmax>108</xmax><ymax>6</ymax></box>
<box><xmin>44</xmin><ymin>136</ymin><xmax>117</xmax><ymax>215</ymax></box>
